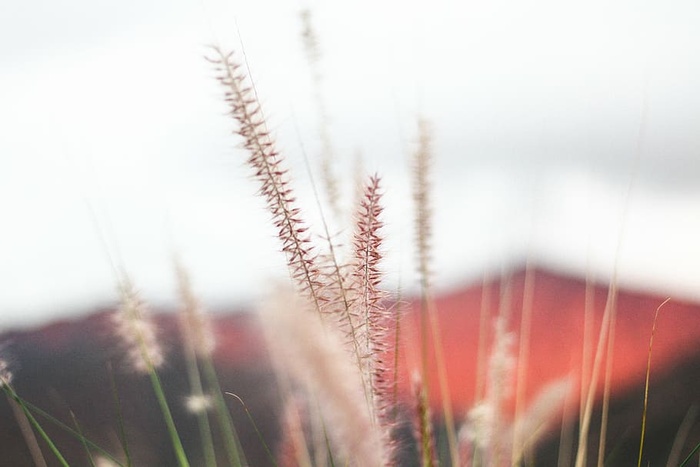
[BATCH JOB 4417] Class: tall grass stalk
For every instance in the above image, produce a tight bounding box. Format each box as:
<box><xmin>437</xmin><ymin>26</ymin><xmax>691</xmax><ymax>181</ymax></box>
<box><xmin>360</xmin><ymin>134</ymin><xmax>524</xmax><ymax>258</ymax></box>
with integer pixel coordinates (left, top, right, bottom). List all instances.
<box><xmin>6</xmin><ymin>389</ymin><xmax>49</xmax><ymax>467</ymax></box>
<box><xmin>174</xmin><ymin>258</ymin><xmax>218</xmax><ymax>467</ymax></box>
<box><xmin>12</xmin><ymin>392</ymin><xmax>126</xmax><ymax>466</ymax></box>
<box><xmin>679</xmin><ymin>442</ymin><xmax>700</xmax><ymax>467</ymax></box>
<box><xmin>212</xmin><ymin>43</ymin><xmax>396</xmax><ymax>465</ymax></box>
<box><xmin>114</xmin><ymin>281</ymin><xmax>190</xmax><ymax>467</ymax></box>
<box><xmin>597</xmin><ymin>292</ymin><xmax>618</xmax><ymax>467</ymax></box>
<box><xmin>226</xmin><ymin>392</ymin><xmax>277</xmax><ymax>466</ymax></box>
<box><xmin>2</xmin><ymin>356</ymin><xmax>45</xmax><ymax>465</ymax></box>
<box><xmin>70</xmin><ymin>410</ymin><xmax>97</xmax><ymax>467</ymax></box>
<box><xmin>202</xmin><ymin>357</ymin><xmax>246</xmax><ymax>467</ymax></box>
<box><xmin>107</xmin><ymin>367</ymin><xmax>132</xmax><ymax>467</ymax></box>
<box><xmin>299</xmin><ymin>9</ymin><xmax>341</xmax><ymax>223</ymax></box>
<box><xmin>575</xmin><ymin>281</ymin><xmax>618</xmax><ymax>467</ymax></box>
<box><xmin>350</xmin><ymin>175</ymin><xmax>392</xmax><ymax>432</ymax></box>
<box><xmin>474</xmin><ymin>276</ymin><xmax>492</xmax><ymax>403</ymax></box>
<box><xmin>147</xmin><ymin>369</ymin><xmax>191</xmax><ymax>467</ymax></box>
<box><xmin>208</xmin><ymin>46</ymin><xmax>323</xmax><ymax>311</ymax></box>
<box><xmin>637</xmin><ymin>297</ymin><xmax>670</xmax><ymax>467</ymax></box>
<box><xmin>296</xmin><ymin>122</ymin><xmax>372</xmax><ymax>409</ymax></box>
<box><xmin>2</xmin><ymin>384</ymin><xmax>70</xmax><ymax>467</ymax></box>
<box><xmin>411</xmin><ymin>372</ymin><xmax>437</xmax><ymax>467</ymax></box>
<box><xmin>575</xmin><ymin>274</ymin><xmax>596</xmax><ymax>466</ymax></box>
<box><xmin>4</xmin><ymin>24</ymin><xmax>691</xmax><ymax>467</ymax></box>
<box><xmin>512</xmin><ymin>263</ymin><xmax>536</xmax><ymax>464</ymax></box>
<box><xmin>412</xmin><ymin>117</ymin><xmax>459</xmax><ymax>465</ymax></box>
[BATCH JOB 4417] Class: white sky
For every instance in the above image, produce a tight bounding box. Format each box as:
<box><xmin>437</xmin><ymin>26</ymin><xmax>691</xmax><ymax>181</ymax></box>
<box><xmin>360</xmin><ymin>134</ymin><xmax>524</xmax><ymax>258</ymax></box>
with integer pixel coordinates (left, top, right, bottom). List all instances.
<box><xmin>2</xmin><ymin>0</ymin><xmax>700</xmax><ymax>328</ymax></box>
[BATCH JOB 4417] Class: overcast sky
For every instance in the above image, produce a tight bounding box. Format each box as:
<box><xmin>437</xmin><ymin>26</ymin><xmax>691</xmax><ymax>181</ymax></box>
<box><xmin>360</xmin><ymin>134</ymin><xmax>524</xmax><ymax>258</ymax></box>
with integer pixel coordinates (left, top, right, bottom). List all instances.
<box><xmin>2</xmin><ymin>0</ymin><xmax>700</xmax><ymax>328</ymax></box>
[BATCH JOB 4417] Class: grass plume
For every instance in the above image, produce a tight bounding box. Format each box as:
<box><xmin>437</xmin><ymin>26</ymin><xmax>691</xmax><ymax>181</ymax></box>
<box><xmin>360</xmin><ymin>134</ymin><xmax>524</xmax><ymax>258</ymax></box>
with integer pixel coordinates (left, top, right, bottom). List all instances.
<box><xmin>260</xmin><ymin>285</ymin><xmax>386</xmax><ymax>466</ymax></box>
<box><xmin>113</xmin><ymin>280</ymin><xmax>189</xmax><ymax>467</ymax></box>
<box><xmin>208</xmin><ymin>46</ymin><xmax>323</xmax><ymax>311</ymax></box>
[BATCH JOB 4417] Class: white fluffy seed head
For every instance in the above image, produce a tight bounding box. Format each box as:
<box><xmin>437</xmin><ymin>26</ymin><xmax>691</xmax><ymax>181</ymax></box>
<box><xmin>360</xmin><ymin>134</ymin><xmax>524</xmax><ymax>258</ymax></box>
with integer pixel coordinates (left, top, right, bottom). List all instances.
<box><xmin>113</xmin><ymin>282</ymin><xmax>164</xmax><ymax>373</ymax></box>
<box><xmin>174</xmin><ymin>257</ymin><xmax>216</xmax><ymax>358</ymax></box>
<box><xmin>185</xmin><ymin>394</ymin><xmax>213</xmax><ymax>414</ymax></box>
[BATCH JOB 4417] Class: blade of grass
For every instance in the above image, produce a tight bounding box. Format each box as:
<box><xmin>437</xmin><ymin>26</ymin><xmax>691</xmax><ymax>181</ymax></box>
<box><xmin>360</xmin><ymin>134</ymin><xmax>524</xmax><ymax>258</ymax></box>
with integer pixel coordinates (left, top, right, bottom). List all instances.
<box><xmin>226</xmin><ymin>392</ymin><xmax>277</xmax><ymax>466</ymax></box>
<box><xmin>576</xmin><ymin>273</ymin><xmax>596</xmax><ymax>467</ymax></box>
<box><xmin>147</xmin><ymin>368</ymin><xmax>191</xmax><ymax>467</ymax></box>
<box><xmin>575</xmin><ymin>281</ymin><xmax>618</xmax><ymax>467</ymax></box>
<box><xmin>679</xmin><ymin>442</ymin><xmax>700</xmax><ymax>467</ymax></box>
<box><xmin>2</xmin><ymin>385</ymin><xmax>70</xmax><ymax>467</ymax></box>
<box><xmin>16</xmin><ymin>397</ymin><xmax>125</xmax><ymax>466</ymax></box>
<box><xmin>580</xmin><ymin>87</ymin><xmax>644</xmax><ymax>467</ymax></box>
<box><xmin>512</xmin><ymin>263</ymin><xmax>536</xmax><ymax>463</ymax></box>
<box><xmin>70</xmin><ymin>410</ymin><xmax>97</xmax><ymax>467</ymax></box>
<box><xmin>412</xmin><ymin>117</ymin><xmax>459</xmax><ymax>466</ymax></box>
<box><xmin>202</xmin><ymin>357</ymin><xmax>245</xmax><ymax>467</ymax></box>
<box><xmin>6</xmin><ymin>390</ymin><xmax>48</xmax><ymax>467</ymax></box>
<box><xmin>597</xmin><ymin>293</ymin><xmax>618</xmax><ymax>467</ymax></box>
<box><xmin>637</xmin><ymin>298</ymin><xmax>670</xmax><ymax>467</ymax></box>
<box><xmin>174</xmin><ymin>257</ymin><xmax>218</xmax><ymax>467</ymax></box>
<box><xmin>107</xmin><ymin>362</ymin><xmax>132</xmax><ymax>467</ymax></box>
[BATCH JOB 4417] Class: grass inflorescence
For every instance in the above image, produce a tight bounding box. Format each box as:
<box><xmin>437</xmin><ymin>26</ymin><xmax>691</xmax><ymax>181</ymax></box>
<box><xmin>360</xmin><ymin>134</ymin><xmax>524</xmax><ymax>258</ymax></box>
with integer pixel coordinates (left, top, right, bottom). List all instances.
<box><xmin>0</xmin><ymin>14</ymin><xmax>698</xmax><ymax>467</ymax></box>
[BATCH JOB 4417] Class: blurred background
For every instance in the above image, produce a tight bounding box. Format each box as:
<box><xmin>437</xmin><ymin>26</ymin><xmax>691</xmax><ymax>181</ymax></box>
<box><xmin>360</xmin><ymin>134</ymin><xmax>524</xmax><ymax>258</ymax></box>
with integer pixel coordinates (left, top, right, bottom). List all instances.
<box><xmin>2</xmin><ymin>0</ymin><xmax>700</xmax><ymax>328</ymax></box>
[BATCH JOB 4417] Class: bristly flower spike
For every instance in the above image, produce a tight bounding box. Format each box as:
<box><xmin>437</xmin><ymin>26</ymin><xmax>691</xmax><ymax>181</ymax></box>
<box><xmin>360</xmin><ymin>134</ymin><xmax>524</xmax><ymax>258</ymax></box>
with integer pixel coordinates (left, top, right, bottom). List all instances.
<box><xmin>350</xmin><ymin>175</ymin><xmax>398</xmax><ymax>463</ymax></box>
<box><xmin>208</xmin><ymin>47</ymin><xmax>323</xmax><ymax>312</ymax></box>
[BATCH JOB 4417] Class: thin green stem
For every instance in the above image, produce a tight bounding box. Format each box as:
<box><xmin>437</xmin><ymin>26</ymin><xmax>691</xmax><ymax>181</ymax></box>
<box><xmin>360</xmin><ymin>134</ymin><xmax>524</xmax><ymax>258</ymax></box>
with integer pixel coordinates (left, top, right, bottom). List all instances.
<box><xmin>202</xmin><ymin>357</ymin><xmax>245</xmax><ymax>467</ymax></box>
<box><xmin>6</xmin><ymin>390</ymin><xmax>48</xmax><ymax>467</ymax></box>
<box><xmin>147</xmin><ymin>369</ymin><xmax>190</xmax><ymax>467</ymax></box>
<box><xmin>185</xmin><ymin>353</ymin><xmax>217</xmax><ymax>467</ymax></box>
<box><xmin>17</xmin><ymin>397</ymin><xmax>125</xmax><ymax>466</ymax></box>
<box><xmin>107</xmin><ymin>362</ymin><xmax>132</xmax><ymax>467</ymax></box>
<box><xmin>679</xmin><ymin>442</ymin><xmax>700</xmax><ymax>467</ymax></box>
<box><xmin>226</xmin><ymin>392</ymin><xmax>277</xmax><ymax>466</ymax></box>
<box><xmin>2</xmin><ymin>385</ymin><xmax>70</xmax><ymax>467</ymax></box>
<box><xmin>637</xmin><ymin>298</ymin><xmax>670</xmax><ymax>467</ymax></box>
<box><xmin>70</xmin><ymin>411</ymin><xmax>96</xmax><ymax>467</ymax></box>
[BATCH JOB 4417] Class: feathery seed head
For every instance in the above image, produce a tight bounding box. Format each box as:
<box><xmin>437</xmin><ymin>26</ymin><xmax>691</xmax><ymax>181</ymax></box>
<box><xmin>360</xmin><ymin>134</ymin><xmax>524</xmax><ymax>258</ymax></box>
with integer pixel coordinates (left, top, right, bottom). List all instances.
<box><xmin>464</xmin><ymin>401</ymin><xmax>497</xmax><ymax>451</ymax></box>
<box><xmin>185</xmin><ymin>393</ymin><xmax>213</xmax><ymax>414</ymax></box>
<box><xmin>350</xmin><ymin>175</ymin><xmax>386</xmax><ymax>337</ymax></box>
<box><xmin>350</xmin><ymin>175</ymin><xmax>398</xmax><ymax>444</ymax></box>
<box><xmin>113</xmin><ymin>282</ymin><xmax>164</xmax><ymax>373</ymax></box>
<box><xmin>413</xmin><ymin>118</ymin><xmax>433</xmax><ymax>289</ymax></box>
<box><xmin>260</xmin><ymin>285</ymin><xmax>386</xmax><ymax>466</ymax></box>
<box><xmin>209</xmin><ymin>47</ymin><xmax>322</xmax><ymax>308</ymax></box>
<box><xmin>488</xmin><ymin>319</ymin><xmax>517</xmax><ymax>403</ymax></box>
<box><xmin>300</xmin><ymin>9</ymin><xmax>320</xmax><ymax>66</ymax></box>
<box><xmin>174</xmin><ymin>258</ymin><xmax>216</xmax><ymax>357</ymax></box>
<box><xmin>0</xmin><ymin>358</ymin><xmax>12</xmax><ymax>387</ymax></box>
